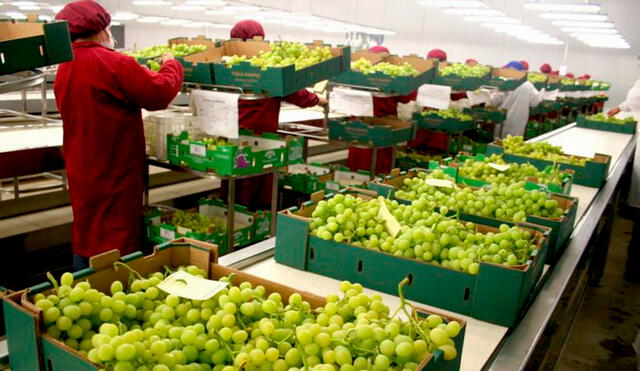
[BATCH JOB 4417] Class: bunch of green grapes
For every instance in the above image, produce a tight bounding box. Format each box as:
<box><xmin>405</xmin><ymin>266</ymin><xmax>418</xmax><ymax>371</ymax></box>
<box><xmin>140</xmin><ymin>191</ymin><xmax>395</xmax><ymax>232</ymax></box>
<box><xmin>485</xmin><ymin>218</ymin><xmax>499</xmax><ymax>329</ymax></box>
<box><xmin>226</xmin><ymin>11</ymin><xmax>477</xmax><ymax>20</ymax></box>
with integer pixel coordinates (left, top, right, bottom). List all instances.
<box><xmin>396</xmin><ymin>150</ymin><xmax>443</xmax><ymax>163</ymax></box>
<box><xmin>36</xmin><ymin>266</ymin><xmax>462</xmax><ymax>370</ymax></box>
<box><xmin>201</xmin><ymin>137</ymin><xmax>230</xmax><ymax>150</ymax></box>
<box><xmin>457</xmin><ymin>154</ymin><xmax>567</xmax><ymax>186</ymax></box>
<box><xmin>528</xmin><ymin>72</ymin><xmax>547</xmax><ymax>83</ymax></box>
<box><xmin>587</xmin><ymin>113</ymin><xmax>636</xmax><ymax>125</ymax></box>
<box><xmin>226</xmin><ymin>41</ymin><xmax>333</xmax><ymax>71</ymax></box>
<box><xmin>170</xmin><ymin>210</ymin><xmax>226</xmax><ymax>235</ymax></box>
<box><xmin>126</xmin><ymin>43</ymin><xmax>208</xmax><ymax>71</ymax></box>
<box><xmin>439</xmin><ymin>63</ymin><xmax>490</xmax><ymax>78</ymax></box>
<box><xmin>502</xmin><ymin>135</ymin><xmax>587</xmax><ymax>166</ymax></box>
<box><xmin>351</xmin><ymin>58</ymin><xmax>419</xmax><ymax>77</ymax></box>
<box><xmin>309</xmin><ymin>192</ymin><xmax>538</xmax><ymax>274</ymax></box>
<box><xmin>560</xmin><ymin>78</ymin><xmax>575</xmax><ymax>86</ymax></box>
<box><xmin>422</xmin><ymin>108</ymin><xmax>473</xmax><ymax>122</ymax></box>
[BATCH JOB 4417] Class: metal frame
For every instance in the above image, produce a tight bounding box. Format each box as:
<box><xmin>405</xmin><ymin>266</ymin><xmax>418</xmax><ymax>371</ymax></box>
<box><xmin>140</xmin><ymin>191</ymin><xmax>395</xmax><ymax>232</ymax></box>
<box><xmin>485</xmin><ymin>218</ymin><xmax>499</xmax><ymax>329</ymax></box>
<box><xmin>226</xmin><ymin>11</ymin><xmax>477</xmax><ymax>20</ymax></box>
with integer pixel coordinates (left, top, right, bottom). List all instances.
<box><xmin>146</xmin><ymin>159</ymin><xmax>280</xmax><ymax>252</ymax></box>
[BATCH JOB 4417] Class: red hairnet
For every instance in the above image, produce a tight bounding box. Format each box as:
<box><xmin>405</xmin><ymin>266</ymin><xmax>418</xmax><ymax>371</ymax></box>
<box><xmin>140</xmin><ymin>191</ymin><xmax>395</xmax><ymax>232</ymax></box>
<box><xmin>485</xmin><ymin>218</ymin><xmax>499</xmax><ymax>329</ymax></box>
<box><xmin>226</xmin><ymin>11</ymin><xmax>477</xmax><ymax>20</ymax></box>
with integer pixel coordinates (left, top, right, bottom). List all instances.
<box><xmin>519</xmin><ymin>60</ymin><xmax>529</xmax><ymax>70</ymax></box>
<box><xmin>55</xmin><ymin>0</ymin><xmax>110</xmax><ymax>37</ymax></box>
<box><xmin>582</xmin><ymin>74</ymin><xmax>591</xmax><ymax>79</ymax></box>
<box><xmin>465</xmin><ymin>58</ymin><xmax>478</xmax><ymax>64</ymax></box>
<box><xmin>550</xmin><ymin>70</ymin><xmax>559</xmax><ymax>76</ymax></box>
<box><xmin>369</xmin><ymin>45</ymin><xmax>390</xmax><ymax>54</ymax></box>
<box><xmin>230</xmin><ymin>20</ymin><xmax>265</xmax><ymax>41</ymax></box>
<box><xmin>427</xmin><ymin>49</ymin><xmax>447</xmax><ymax>62</ymax></box>
<box><xmin>566</xmin><ymin>73</ymin><xmax>575</xmax><ymax>78</ymax></box>
<box><xmin>540</xmin><ymin>63</ymin><xmax>552</xmax><ymax>73</ymax></box>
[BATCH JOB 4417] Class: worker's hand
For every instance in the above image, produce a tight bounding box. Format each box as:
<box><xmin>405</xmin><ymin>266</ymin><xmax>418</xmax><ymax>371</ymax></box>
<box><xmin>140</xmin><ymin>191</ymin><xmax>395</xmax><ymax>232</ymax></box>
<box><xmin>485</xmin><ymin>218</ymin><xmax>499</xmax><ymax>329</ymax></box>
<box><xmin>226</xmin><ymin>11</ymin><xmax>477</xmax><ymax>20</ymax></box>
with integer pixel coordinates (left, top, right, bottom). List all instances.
<box><xmin>607</xmin><ymin>107</ymin><xmax>621</xmax><ymax>117</ymax></box>
<box><xmin>317</xmin><ymin>97</ymin><xmax>329</xmax><ymax>107</ymax></box>
<box><xmin>160</xmin><ymin>53</ymin><xmax>175</xmax><ymax>64</ymax></box>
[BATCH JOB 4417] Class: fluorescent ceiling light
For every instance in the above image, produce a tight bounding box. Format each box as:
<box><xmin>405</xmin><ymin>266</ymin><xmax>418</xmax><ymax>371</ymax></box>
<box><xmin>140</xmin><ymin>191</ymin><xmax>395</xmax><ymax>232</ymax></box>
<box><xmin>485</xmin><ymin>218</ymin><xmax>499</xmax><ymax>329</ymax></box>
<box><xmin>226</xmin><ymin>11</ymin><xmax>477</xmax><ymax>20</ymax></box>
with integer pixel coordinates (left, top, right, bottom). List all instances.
<box><xmin>283</xmin><ymin>13</ymin><xmax>318</xmax><ymax>21</ymax></box>
<box><xmin>526</xmin><ymin>38</ymin><xmax>564</xmax><ymax>45</ymax></box>
<box><xmin>113</xmin><ymin>11</ymin><xmax>138</xmax><ymax>20</ymax></box>
<box><xmin>572</xmin><ymin>34</ymin><xmax>625</xmax><ymax>41</ymax></box>
<box><xmin>205</xmin><ymin>9</ymin><xmax>234</xmax><ymax>15</ymax></box>
<box><xmin>49</xmin><ymin>5</ymin><xmax>63</xmax><ymax>12</ymax></box>
<box><xmin>443</xmin><ymin>8</ymin><xmax>503</xmax><ymax>16</ymax></box>
<box><xmin>483</xmin><ymin>23</ymin><xmax>532</xmax><ymax>31</ymax></box>
<box><xmin>185</xmin><ymin>0</ymin><xmax>225</xmax><ymax>5</ymax></box>
<box><xmin>524</xmin><ymin>3</ymin><xmax>601</xmax><ymax>13</ymax></box>
<box><xmin>552</xmin><ymin>20</ymin><xmax>613</xmax><ymax>28</ymax></box>
<box><xmin>19</xmin><ymin>5</ymin><xmax>40</xmax><ymax>10</ymax></box>
<box><xmin>10</xmin><ymin>1</ymin><xmax>36</xmax><ymax>6</ymax></box>
<box><xmin>464</xmin><ymin>16</ymin><xmax>520</xmax><ymax>23</ymax></box>
<box><xmin>171</xmin><ymin>4</ymin><xmax>205</xmax><ymax>10</ymax></box>
<box><xmin>161</xmin><ymin>19</ymin><xmax>190</xmax><ymax>25</ymax></box>
<box><xmin>583</xmin><ymin>42</ymin><xmax>629</xmax><ymax>49</ymax></box>
<box><xmin>39</xmin><ymin>14</ymin><xmax>52</xmax><ymax>21</ymax></box>
<box><xmin>225</xmin><ymin>5</ymin><xmax>260</xmax><ymax>12</ymax></box>
<box><xmin>111</xmin><ymin>21</ymin><xmax>121</xmax><ymax>25</ymax></box>
<box><xmin>137</xmin><ymin>16</ymin><xmax>167</xmax><ymax>23</ymax></box>
<box><xmin>6</xmin><ymin>11</ymin><xmax>26</xmax><ymax>19</ymax></box>
<box><xmin>209</xmin><ymin>23</ymin><xmax>232</xmax><ymax>29</ymax></box>
<box><xmin>540</xmin><ymin>13</ymin><xmax>607</xmax><ymax>21</ymax></box>
<box><xmin>133</xmin><ymin>0</ymin><xmax>172</xmax><ymax>5</ymax></box>
<box><xmin>560</xmin><ymin>27</ymin><xmax>617</xmax><ymax>34</ymax></box>
<box><xmin>419</xmin><ymin>0</ymin><xmax>487</xmax><ymax>7</ymax></box>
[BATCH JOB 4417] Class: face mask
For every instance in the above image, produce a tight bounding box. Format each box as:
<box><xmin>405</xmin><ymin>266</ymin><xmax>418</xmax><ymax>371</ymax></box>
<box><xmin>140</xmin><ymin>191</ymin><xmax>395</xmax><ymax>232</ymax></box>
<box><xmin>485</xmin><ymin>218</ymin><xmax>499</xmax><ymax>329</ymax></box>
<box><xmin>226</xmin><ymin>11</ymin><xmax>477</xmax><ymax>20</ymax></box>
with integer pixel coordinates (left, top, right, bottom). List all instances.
<box><xmin>100</xmin><ymin>29</ymin><xmax>116</xmax><ymax>49</ymax></box>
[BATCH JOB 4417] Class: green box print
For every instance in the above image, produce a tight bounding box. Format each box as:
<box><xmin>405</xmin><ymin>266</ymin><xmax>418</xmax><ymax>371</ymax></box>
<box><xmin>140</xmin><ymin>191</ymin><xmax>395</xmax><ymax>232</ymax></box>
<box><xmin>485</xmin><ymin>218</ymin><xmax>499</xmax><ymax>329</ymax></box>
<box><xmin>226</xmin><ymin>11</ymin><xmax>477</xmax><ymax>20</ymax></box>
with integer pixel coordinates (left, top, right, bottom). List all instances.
<box><xmin>327</xmin><ymin>117</ymin><xmax>417</xmax><ymax>147</ymax></box>
<box><xmin>413</xmin><ymin>112</ymin><xmax>475</xmax><ymax>133</ymax></box>
<box><xmin>369</xmin><ymin>170</ymin><xmax>577</xmax><ymax>261</ymax></box>
<box><xmin>485</xmin><ymin>142</ymin><xmax>611</xmax><ymax>188</ymax></box>
<box><xmin>274</xmin><ymin>189</ymin><xmax>551</xmax><ymax>327</ymax></box>
<box><xmin>167</xmin><ymin>130</ymin><xmax>304</xmax><ymax>176</ymax></box>
<box><xmin>0</xmin><ymin>20</ymin><xmax>72</xmax><ymax>75</ymax></box>
<box><xmin>433</xmin><ymin>63</ymin><xmax>491</xmax><ymax>91</ymax></box>
<box><xmin>576</xmin><ymin>114</ymin><xmax>637</xmax><ymax>134</ymax></box>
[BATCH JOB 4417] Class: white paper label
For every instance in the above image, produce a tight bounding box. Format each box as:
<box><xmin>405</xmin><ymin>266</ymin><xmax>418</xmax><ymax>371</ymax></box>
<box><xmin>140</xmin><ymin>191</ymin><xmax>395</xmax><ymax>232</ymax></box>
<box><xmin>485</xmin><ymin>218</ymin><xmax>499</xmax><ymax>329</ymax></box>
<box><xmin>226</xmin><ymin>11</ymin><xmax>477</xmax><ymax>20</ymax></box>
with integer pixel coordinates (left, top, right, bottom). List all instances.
<box><xmin>417</xmin><ymin>84</ymin><xmax>451</xmax><ymax>109</ymax></box>
<box><xmin>158</xmin><ymin>270</ymin><xmax>229</xmax><ymax>301</ymax></box>
<box><xmin>424</xmin><ymin>178</ymin><xmax>455</xmax><ymax>188</ymax></box>
<box><xmin>329</xmin><ymin>87</ymin><xmax>374</xmax><ymax>116</ymax></box>
<box><xmin>192</xmin><ymin>90</ymin><xmax>240</xmax><ymax>139</ymax></box>
<box><xmin>325</xmin><ymin>181</ymin><xmax>340</xmax><ymax>192</ymax></box>
<box><xmin>378</xmin><ymin>200</ymin><xmax>401</xmax><ymax>238</ymax></box>
<box><xmin>189</xmin><ymin>143</ymin><xmax>206</xmax><ymax>157</ymax></box>
<box><xmin>160</xmin><ymin>227</ymin><xmax>176</xmax><ymax>240</ymax></box>
<box><xmin>487</xmin><ymin>163</ymin><xmax>511</xmax><ymax>172</ymax></box>
<box><xmin>467</xmin><ymin>89</ymin><xmax>491</xmax><ymax>106</ymax></box>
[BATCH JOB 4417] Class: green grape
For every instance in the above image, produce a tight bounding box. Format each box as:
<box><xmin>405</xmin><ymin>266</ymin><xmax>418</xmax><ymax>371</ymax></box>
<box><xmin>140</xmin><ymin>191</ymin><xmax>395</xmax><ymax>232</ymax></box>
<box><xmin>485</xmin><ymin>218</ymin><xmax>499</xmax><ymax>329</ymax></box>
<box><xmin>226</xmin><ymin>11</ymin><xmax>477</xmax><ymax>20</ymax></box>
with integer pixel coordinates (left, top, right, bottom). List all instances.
<box><xmin>528</xmin><ymin>72</ymin><xmax>548</xmax><ymax>83</ymax></box>
<box><xmin>586</xmin><ymin>113</ymin><xmax>636</xmax><ymax>125</ymax></box>
<box><xmin>225</xmin><ymin>41</ymin><xmax>333</xmax><ymax>71</ymax></box>
<box><xmin>439</xmin><ymin>62</ymin><xmax>490</xmax><ymax>78</ymax></box>
<box><xmin>422</xmin><ymin>108</ymin><xmax>473</xmax><ymax>122</ymax></box>
<box><xmin>502</xmin><ymin>135</ymin><xmax>587</xmax><ymax>166</ymax></box>
<box><xmin>351</xmin><ymin>58</ymin><xmax>419</xmax><ymax>77</ymax></box>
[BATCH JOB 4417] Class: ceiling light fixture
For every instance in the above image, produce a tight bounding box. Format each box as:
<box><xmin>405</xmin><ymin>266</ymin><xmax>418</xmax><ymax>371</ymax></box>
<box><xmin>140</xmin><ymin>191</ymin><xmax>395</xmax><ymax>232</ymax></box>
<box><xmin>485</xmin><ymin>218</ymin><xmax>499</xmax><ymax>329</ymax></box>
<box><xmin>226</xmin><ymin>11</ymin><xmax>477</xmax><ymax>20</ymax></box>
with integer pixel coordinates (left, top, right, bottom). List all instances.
<box><xmin>137</xmin><ymin>16</ymin><xmax>167</xmax><ymax>23</ymax></box>
<box><xmin>540</xmin><ymin>13</ymin><xmax>607</xmax><ymax>21</ymax></box>
<box><xmin>418</xmin><ymin>0</ymin><xmax>487</xmax><ymax>7</ymax></box>
<box><xmin>204</xmin><ymin>9</ymin><xmax>234</xmax><ymax>15</ymax></box>
<box><xmin>161</xmin><ymin>19</ymin><xmax>190</xmax><ymax>25</ymax></box>
<box><xmin>463</xmin><ymin>16</ymin><xmax>520</xmax><ymax>23</ymax></box>
<box><xmin>185</xmin><ymin>0</ymin><xmax>225</xmax><ymax>5</ymax></box>
<box><xmin>6</xmin><ymin>11</ymin><xmax>26</xmax><ymax>19</ymax></box>
<box><xmin>112</xmin><ymin>11</ymin><xmax>139</xmax><ymax>21</ymax></box>
<box><xmin>560</xmin><ymin>27</ymin><xmax>617</xmax><ymax>34</ymax></box>
<box><xmin>443</xmin><ymin>8</ymin><xmax>504</xmax><ymax>16</ymax></box>
<box><xmin>133</xmin><ymin>0</ymin><xmax>173</xmax><ymax>5</ymax></box>
<box><xmin>171</xmin><ymin>4</ymin><xmax>205</xmax><ymax>11</ymax></box>
<box><xmin>224</xmin><ymin>5</ymin><xmax>260</xmax><ymax>12</ymax></box>
<box><xmin>524</xmin><ymin>2</ymin><xmax>601</xmax><ymax>13</ymax></box>
<box><xmin>552</xmin><ymin>20</ymin><xmax>614</xmax><ymax>28</ymax></box>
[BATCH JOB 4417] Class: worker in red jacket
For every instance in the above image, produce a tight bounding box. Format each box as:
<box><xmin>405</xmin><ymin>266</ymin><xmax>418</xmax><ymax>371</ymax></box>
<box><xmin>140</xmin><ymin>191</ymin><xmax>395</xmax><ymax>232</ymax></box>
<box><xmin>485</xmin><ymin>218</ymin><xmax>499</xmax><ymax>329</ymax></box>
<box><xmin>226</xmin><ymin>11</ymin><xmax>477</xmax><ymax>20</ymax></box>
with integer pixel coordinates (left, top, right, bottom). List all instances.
<box><xmin>55</xmin><ymin>0</ymin><xmax>184</xmax><ymax>270</ymax></box>
<box><xmin>225</xmin><ymin>20</ymin><xmax>327</xmax><ymax>209</ymax></box>
<box><xmin>346</xmin><ymin>46</ymin><xmax>417</xmax><ymax>174</ymax></box>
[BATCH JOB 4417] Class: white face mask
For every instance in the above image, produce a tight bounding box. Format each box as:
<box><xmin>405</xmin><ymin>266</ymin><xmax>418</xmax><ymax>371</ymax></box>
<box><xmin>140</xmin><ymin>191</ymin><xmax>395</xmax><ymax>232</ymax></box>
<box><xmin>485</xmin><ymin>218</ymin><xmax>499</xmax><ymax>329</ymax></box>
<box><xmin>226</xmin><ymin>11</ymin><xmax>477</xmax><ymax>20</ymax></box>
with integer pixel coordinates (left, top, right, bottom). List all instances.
<box><xmin>100</xmin><ymin>28</ymin><xmax>116</xmax><ymax>49</ymax></box>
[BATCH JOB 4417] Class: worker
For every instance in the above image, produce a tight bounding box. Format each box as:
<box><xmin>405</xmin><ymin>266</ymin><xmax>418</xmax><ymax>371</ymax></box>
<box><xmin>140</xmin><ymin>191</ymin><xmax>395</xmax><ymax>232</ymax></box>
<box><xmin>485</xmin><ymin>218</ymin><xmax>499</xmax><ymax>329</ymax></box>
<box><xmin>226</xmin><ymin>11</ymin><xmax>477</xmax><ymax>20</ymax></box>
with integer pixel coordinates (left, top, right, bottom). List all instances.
<box><xmin>346</xmin><ymin>45</ymin><xmax>417</xmax><ymax>174</ymax></box>
<box><xmin>54</xmin><ymin>0</ymin><xmax>184</xmax><ymax>270</ymax></box>
<box><xmin>565</xmin><ymin>73</ymin><xmax>575</xmax><ymax>78</ymax></box>
<box><xmin>607</xmin><ymin>53</ymin><xmax>640</xmax><ymax>282</ymax></box>
<box><xmin>540</xmin><ymin>63</ymin><xmax>552</xmax><ymax>74</ymax></box>
<box><xmin>427</xmin><ymin>49</ymin><xmax>447</xmax><ymax>62</ymax></box>
<box><xmin>225</xmin><ymin>20</ymin><xmax>327</xmax><ymax>209</ymax></box>
<box><xmin>490</xmin><ymin>61</ymin><xmax>542</xmax><ymax>138</ymax></box>
<box><xmin>465</xmin><ymin>58</ymin><xmax>478</xmax><ymax>66</ymax></box>
<box><xmin>519</xmin><ymin>60</ymin><xmax>530</xmax><ymax>71</ymax></box>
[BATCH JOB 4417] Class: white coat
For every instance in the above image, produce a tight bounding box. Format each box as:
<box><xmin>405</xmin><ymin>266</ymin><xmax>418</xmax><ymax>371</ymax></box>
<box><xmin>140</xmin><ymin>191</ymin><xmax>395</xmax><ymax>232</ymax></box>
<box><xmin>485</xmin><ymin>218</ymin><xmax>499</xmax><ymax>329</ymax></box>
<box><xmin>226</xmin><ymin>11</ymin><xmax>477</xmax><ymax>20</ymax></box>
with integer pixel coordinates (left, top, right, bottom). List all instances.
<box><xmin>491</xmin><ymin>81</ymin><xmax>543</xmax><ymax>138</ymax></box>
<box><xmin>618</xmin><ymin>77</ymin><xmax>640</xmax><ymax>208</ymax></box>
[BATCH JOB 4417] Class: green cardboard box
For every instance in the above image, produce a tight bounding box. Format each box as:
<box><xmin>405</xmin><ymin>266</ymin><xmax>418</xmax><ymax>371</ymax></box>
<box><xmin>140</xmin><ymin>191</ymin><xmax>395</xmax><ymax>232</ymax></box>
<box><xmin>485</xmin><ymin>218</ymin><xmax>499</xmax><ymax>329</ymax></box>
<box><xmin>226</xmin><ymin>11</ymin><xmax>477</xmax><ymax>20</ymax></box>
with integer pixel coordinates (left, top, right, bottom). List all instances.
<box><xmin>0</xmin><ymin>19</ymin><xmax>72</xmax><ymax>75</ymax></box>
<box><xmin>211</xmin><ymin>39</ymin><xmax>350</xmax><ymax>97</ymax></box>
<box><xmin>576</xmin><ymin>114</ymin><xmax>637</xmax><ymax>134</ymax></box>
<box><xmin>280</xmin><ymin>163</ymin><xmax>371</xmax><ymax>194</ymax></box>
<box><xmin>3</xmin><ymin>239</ymin><xmax>467</xmax><ymax>371</ymax></box>
<box><xmin>167</xmin><ymin>130</ymin><xmax>304</xmax><ymax>176</ymax></box>
<box><xmin>331</xmin><ymin>50</ymin><xmax>436</xmax><ymax>95</ymax></box>
<box><xmin>327</xmin><ymin>117</ymin><xmax>417</xmax><ymax>147</ymax></box>
<box><xmin>464</xmin><ymin>107</ymin><xmax>507</xmax><ymax>123</ymax></box>
<box><xmin>485</xmin><ymin>141</ymin><xmax>611</xmax><ymax>188</ymax></box>
<box><xmin>413</xmin><ymin>112</ymin><xmax>475</xmax><ymax>133</ymax></box>
<box><xmin>275</xmin><ymin>189</ymin><xmax>551</xmax><ymax>327</ymax></box>
<box><xmin>488</xmin><ymin>68</ymin><xmax>528</xmax><ymax>91</ymax></box>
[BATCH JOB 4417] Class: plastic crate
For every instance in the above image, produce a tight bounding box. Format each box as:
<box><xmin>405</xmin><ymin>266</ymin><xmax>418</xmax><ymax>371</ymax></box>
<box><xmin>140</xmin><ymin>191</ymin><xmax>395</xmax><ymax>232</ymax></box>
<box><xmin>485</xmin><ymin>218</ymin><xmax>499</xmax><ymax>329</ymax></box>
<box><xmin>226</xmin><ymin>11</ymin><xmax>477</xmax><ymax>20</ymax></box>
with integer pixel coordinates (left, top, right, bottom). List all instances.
<box><xmin>275</xmin><ymin>189</ymin><xmax>551</xmax><ymax>327</ymax></box>
<box><xmin>143</xmin><ymin>110</ymin><xmax>200</xmax><ymax>160</ymax></box>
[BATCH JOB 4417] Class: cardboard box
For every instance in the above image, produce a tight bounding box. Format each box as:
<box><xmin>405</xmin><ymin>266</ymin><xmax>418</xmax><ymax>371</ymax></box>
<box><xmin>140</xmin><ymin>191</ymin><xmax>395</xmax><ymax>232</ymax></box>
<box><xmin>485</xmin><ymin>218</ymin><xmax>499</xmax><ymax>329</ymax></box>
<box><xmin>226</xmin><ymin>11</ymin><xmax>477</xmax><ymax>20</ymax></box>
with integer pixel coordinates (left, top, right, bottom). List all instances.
<box><xmin>0</xmin><ymin>19</ymin><xmax>72</xmax><ymax>75</ymax></box>
<box><xmin>3</xmin><ymin>239</ymin><xmax>466</xmax><ymax>371</ymax></box>
<box><xmin>332</xmin><ymin>50</ymin><xmax>436</xmax><ymax>95</ymax></box>
<box><xmin>167</xmin><ymin>130</ymin><xmax>305</xmax><ymax>175</ymax></box>
<box><xmin>433</xmin><ymin>62</ymin><xmax>491</xmax><ymax>91</ymax></box>
<box><xmin>275</xmin><ymin>188</ymin><xmax>551</xmax><ymax>327</ymax></box>
<box><xmin>547</xmin><ymin>75</ymin><xmax>562</xmax><ymax>90</ymax></box>
<box><xmin>413</xmin><ymin>111</ymin><xmax>475</xmax><ymax>133</ymax></box>
<box><xmin>489</xmin><ymin>68</ymin><xmax>528</xmax><ymax>91</ymax></box>
<box><xmin>463</xmin><ymin>107</ymin><xmax>507</xmax><ymax>123</ymax></box>
<box><xmin>369</xmin><ymin>169</ymin><xmax>578</xmax><ymax>261</ymax></box>
<box><xmin>576</xmin><ymin>114</ymin><xmax>637</xmax><ymax>134</ymax></box>
<box><xmin>327</xmin><ymin>117</ymin><xmax>417</xmax><ymax>147</ymax></box>
<box><xmin>211</xmin><ymin>39</ymin><xmax>350</xmax><ymax>97</ymax></box>
<box><xmin>280</xmin><ymin>163</ymin><xmax>371</xmax><ymax>194</ymax></box>
<box><xmin>485</xmin><ymin>140</ymin><xmax>612</xmax><ymax>188</ymax></box>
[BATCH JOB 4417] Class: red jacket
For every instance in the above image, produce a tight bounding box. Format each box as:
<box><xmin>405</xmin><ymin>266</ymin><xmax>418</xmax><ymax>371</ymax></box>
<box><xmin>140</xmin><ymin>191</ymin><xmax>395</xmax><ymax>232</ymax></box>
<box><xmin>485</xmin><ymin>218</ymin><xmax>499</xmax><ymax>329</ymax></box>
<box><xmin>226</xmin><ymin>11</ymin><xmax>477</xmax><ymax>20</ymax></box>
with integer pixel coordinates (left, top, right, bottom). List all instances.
<box><xmin>238</xmin><ymin>90</ymin><xmax>319</xmax><ymax>134</ymax></box>
<box><xmin>372</xmin><ymin>91</ymin><xmax>418</xmax><ymax>117</ymax></box>
<box><xmin>54</xmin><ymin>41</ymin><xmax>183</xmax><ymax>258</ymax></box>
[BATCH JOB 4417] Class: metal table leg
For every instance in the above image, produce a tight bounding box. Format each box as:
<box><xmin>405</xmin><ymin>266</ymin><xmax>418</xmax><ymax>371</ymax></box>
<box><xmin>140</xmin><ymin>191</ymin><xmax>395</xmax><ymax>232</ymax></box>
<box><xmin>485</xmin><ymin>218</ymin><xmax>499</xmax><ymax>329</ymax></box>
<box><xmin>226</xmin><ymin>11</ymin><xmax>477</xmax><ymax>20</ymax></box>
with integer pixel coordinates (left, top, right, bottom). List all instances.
<box><xmin>370</xmin><ymin>148</ymin><xmax>378</xmax><ymax>175</ymax></box>
<box><xmin>270</xmin><ymin>170</ymin><xmax>278</xmax><ymax>236</ymax></box>
<box><xmin>227</xmin><ymin>177</ymin><xmax>236</xmax><ymax>253</ymax></box>
<box><xmin>390</xmin><ymin>147</ymin><xmax>396</xmax><ymax>170</ymax></box>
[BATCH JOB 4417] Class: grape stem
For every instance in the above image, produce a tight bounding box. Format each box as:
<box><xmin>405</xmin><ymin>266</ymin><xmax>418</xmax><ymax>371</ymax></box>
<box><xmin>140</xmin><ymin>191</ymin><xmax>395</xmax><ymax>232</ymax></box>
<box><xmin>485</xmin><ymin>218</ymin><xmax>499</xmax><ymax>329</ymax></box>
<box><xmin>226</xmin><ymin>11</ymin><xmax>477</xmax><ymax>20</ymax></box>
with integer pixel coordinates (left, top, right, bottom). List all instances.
<box><xmin>113</xmin><ymin>262</ymin><xmax>144</xmax><ymax>280</ymax></box>
<box><xmin>45</xmin><ymin>272</ymin><xmax>59</xmax><ymax>294</ymax></box>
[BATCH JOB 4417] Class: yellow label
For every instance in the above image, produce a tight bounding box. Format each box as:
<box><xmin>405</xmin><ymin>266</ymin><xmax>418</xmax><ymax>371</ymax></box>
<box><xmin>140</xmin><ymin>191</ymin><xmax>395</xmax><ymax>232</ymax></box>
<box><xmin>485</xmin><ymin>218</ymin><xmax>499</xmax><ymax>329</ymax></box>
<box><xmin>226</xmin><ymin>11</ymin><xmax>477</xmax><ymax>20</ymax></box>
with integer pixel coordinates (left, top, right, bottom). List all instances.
<box><xmin>378</xmin><ymin>200</ymin><xmax>401</xmax><ymax>238</ymax></box>
<box><xmin>157</xmin><ymin>270</ymin><xmax>228</xmax><ymax>300</ymax></box>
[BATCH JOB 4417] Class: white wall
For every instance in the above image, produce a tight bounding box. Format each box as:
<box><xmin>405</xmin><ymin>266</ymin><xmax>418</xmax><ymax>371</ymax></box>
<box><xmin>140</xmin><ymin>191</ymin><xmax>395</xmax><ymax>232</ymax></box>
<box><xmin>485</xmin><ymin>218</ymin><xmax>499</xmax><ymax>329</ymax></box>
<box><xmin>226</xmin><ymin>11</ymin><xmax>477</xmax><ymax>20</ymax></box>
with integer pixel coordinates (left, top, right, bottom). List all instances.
<box><xmin>121</xmin><ymin>0</ymin><xmax>640</xmax><ymax>108</ymax></box>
